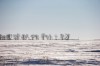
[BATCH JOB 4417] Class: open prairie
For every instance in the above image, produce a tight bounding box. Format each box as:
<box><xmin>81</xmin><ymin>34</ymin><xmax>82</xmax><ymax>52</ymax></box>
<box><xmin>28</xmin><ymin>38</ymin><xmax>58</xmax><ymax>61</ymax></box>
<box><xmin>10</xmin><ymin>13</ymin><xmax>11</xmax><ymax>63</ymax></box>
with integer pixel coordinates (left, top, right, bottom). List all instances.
<box><xmin>0</xmin><ymin>40</ymin><xmax>100</xmax><ymax>66</ymax></box>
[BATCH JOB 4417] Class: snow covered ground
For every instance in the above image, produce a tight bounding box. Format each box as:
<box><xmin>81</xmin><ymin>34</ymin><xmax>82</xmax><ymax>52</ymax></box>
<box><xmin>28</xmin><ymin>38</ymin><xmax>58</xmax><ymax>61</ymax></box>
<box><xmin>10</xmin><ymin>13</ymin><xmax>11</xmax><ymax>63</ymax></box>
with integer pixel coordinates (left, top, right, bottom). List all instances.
<box><xmin>0</xmin><ymin>40</ymin><xmax>100</xmax><ymax>66</ymax></box>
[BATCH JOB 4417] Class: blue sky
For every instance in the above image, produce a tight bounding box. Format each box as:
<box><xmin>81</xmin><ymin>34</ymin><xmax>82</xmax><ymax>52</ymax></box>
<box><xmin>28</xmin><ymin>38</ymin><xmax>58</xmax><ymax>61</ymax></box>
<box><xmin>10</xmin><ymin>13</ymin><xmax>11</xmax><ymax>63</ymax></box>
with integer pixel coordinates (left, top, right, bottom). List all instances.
<box><xmin>0</xmin><ymin>0</ymin><xmax>100</xmax><ymax>40</ymax></box>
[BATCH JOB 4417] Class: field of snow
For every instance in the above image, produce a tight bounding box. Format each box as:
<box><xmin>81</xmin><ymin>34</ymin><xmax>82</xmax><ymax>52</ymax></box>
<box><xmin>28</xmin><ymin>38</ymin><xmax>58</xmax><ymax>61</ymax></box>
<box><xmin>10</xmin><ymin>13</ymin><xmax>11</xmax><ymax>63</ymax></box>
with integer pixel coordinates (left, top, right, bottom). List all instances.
<box><xmin>0</xmin><ymin>40</ymin><xmax>100</xmax><ymax>66</ymax></box>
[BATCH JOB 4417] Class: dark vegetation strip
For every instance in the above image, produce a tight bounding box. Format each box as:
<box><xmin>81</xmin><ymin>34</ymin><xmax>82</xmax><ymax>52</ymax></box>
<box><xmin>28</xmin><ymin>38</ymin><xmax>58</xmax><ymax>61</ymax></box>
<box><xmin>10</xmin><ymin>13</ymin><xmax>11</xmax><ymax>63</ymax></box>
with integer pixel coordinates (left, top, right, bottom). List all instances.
<box><xmin>85</xmin><ymin>50</ymin><xmax>100</xmax><ymax>52</ymax></box>
<box><xmin>0</xmin><ymin>58</ymin><xmax>100</xmax><ymax>65</ymax></box>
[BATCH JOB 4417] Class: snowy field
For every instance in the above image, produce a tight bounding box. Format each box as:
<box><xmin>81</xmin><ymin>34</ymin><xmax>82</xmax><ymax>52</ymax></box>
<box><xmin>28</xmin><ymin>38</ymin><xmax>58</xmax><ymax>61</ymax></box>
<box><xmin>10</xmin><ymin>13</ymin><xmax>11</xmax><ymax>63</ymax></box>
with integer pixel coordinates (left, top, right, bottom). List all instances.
<box><xmin>0</xmin><ymin>40</ymin><xmax>100</xmax><ymax>66</ymax></box>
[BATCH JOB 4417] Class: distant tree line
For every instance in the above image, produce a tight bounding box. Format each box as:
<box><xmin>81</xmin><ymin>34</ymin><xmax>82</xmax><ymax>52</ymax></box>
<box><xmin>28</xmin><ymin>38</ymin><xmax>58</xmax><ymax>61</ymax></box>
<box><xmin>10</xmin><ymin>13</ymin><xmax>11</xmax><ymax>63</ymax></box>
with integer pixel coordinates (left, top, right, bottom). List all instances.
<box><xmin>0</xmin><ymin>33</ymin><xmax>70</xmax><ymax>40</ymax></box>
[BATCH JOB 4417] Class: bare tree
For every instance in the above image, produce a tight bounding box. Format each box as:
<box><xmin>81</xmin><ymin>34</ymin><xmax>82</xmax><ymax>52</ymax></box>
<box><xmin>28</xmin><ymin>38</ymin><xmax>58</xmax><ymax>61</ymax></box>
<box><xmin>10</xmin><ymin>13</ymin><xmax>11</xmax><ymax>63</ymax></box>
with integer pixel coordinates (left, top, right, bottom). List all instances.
<box><xmin>60</xmin><ymin>34</ymin><xmax>64</xmax><ymax>40</ymax></box>
<box><xmin>41</xmin><ymin>33</ymin><xmax>45</xmax><ymax>40</ymax></box>
<box><xmin>16</xmin><ymin>33</ymin><xmax>20</xmax><ymax>40</ymax></box>
<box><xmin>13</xmin><ymin>34</ymin><xmax>20</xmax><ymax>40</ymax></box>
<box><xmin>13</xmin><ymin>34</ymin><xmax>17</xmax><ymax>40</ymax></box>
<box><xmin>26</xmin><ymin>34</ymin><xmax>29</xmax><ymax>40</ymax></box>
<box><xmin>2</xmin><ymin>35</ymin><xmax>6</xmax><ymax>40</ymax></box>
<box><xmin>31</xmin><ymin>34</ymin><xmax>35</xmax><ymax>40</ymax></box>
<box><xmin>54</xmin><ymin>34</ymin><xmax>58</xmax><ymax>40</ymax></box>
<box><xmin>21</xmin><ymin>34</ymin><xmax>28</xmax><ymax>40</ymax></box>
<box><xmin>0</xmin><ymin>34</ymin><xmax>2</xmax><ymax>40</ymax></box>
<box><xmin>65</xmin><ymin>34</ymin><xmax>70</xmax><ymax>40</ymax></box>
<box><xmin>35</xmin><ymin>34</ymin><xmax>39</xmax><ymax>40</ymax></box>
<box><xmin>21</xmin><ymin>34</ymin><xmax>25</xmax><ymax>40</ymax></box>
<box><xmin>41</xmin><ymin>33</ymin><xmax>50</xmax><ymax>40</ymax></box>
<box><xmin>6</xmin><ymin>34</ymin><xmax>12</xmax><ymax>40</ymax></box>
<box><xmin>45</xmin><ymin>35</ymin><xmax>49</xmax><ymax>40</ymax></box>
<box><xmin>48</xmin><ymin>34</ymin><xmax>52</xmax><ymax>40</ymax></box>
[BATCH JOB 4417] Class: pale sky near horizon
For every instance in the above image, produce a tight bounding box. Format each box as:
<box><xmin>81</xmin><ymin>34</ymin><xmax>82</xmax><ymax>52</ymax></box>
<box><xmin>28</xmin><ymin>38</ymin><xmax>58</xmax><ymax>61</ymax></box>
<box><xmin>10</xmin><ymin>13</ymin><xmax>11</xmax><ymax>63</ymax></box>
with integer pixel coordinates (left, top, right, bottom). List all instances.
<box><xmin>0</xmin><ymin>0</ymin><xmax>100</xmax><ymax>40</ymax></box>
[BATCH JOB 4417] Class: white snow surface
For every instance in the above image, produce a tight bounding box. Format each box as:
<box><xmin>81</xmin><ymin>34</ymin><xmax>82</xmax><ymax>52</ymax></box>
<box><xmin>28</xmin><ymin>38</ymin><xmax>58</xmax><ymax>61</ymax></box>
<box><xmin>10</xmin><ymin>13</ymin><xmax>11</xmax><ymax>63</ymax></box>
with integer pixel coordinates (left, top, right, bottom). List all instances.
<box><xmin>0</xmin><ymin>40</ymin><xmax>100</xmax><ymax>66</ymax></box>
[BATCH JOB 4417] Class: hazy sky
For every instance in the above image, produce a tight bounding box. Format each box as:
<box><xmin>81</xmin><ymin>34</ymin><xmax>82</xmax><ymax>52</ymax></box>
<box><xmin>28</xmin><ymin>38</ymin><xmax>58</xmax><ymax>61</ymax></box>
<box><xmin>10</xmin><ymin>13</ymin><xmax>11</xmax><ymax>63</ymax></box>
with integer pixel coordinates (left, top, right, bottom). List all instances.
<box><xmin>0</xmin><ymin>0</ymin><xmax>100</xmax><ymax>40</ymax></box>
